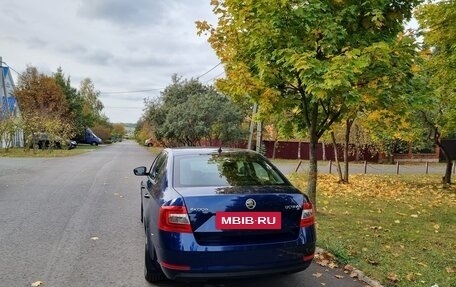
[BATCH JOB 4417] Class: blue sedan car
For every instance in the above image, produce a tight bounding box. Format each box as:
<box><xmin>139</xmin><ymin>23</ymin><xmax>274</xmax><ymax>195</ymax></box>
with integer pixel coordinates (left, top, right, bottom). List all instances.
<box><xmin>133</xmin><ymin>148</ymin><xmax>316</xmax><ymax>282</ymax></box>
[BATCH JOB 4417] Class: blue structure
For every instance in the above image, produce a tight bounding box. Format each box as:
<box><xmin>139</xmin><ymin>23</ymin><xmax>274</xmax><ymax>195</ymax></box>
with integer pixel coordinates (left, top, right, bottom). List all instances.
<box><xmin>1</xmin><ymin>96</ymin><xmax>18</xmax><ymax>115</ymax></box>
<box><xmin>1</xmin><ymin>64</ymin><xmax>23</xmax><ymax>148</ymax></box>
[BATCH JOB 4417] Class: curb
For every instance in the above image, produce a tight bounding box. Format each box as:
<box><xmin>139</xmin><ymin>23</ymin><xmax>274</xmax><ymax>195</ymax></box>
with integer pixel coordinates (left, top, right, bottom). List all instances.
<box><xmin>315</xmin><ymin>247</ymin><xmax>384</xmax><ymax>287</ymax></box>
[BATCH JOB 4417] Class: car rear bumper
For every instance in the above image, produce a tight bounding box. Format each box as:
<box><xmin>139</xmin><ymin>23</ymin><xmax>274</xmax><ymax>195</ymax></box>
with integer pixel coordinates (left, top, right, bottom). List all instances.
<box><xmin>161</xmin><ymin>259</ymin><xmax>313</xmax><ymax>280</ymax></box>
<box><xmin>154</xmin><ymin>230</ymin><xmax>316</xmax><ymax>280</ymax></box>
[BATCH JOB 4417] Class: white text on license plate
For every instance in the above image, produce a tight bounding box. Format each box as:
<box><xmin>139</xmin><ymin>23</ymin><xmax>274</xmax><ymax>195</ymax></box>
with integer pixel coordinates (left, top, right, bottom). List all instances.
<box><xmin>215</xmin><ymin>212</ymin><xmax>281</xmax><ymax>230</ymax></box>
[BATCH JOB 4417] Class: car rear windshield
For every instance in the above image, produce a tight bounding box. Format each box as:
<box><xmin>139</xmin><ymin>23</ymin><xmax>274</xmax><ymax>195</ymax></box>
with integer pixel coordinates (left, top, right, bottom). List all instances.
<box><xmin>173</xmin><ymin>153</ymin><xmax>288</xmax><ymax>187</ymax></box>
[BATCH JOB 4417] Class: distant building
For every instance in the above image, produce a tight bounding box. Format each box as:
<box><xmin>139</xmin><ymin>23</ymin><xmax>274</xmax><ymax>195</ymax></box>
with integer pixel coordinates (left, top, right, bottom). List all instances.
<box><xmin>1</xmin><ymin>61</ymin><xmax>23</xmax><ymax>148</ymax></box>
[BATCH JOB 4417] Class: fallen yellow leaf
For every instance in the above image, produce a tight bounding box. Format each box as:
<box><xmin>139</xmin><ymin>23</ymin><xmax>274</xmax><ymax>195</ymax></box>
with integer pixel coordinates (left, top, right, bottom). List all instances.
<box><xmin>31</xmin><ymin>281</ymin><xmax>43</xmax><ymax>287</ymax></box>
<box><xmin>313</xmin><ymin>272</ymin><xmax>322</xmax><ymax>278</ymax></box>
<box><xmin>387</xmin><ymin>272</ymin><xmax>399</xmax><ymax>282</ymax></box>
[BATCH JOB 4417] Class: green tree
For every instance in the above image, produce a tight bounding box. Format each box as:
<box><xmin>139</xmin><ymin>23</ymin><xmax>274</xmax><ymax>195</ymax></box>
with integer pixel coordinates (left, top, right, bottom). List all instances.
<box><xmin>144</xmin><ymin>76</ymin><xmax>245</xmax><ymax>146</ymax></box>
<box><xmin>416</xmin><ymin>0</ymin><xmax>456</xmax><ymax>185</ymax></box>
<box><xmin>0</xmin><ymin>115</ymin><xmax>21</xmax><ymax>151</ymax></box>
<box><xmin>79</xmin><ymin>78</ymin><xmax>104</xmax><ymax>128</ymax></box>
<box><xmin>339</xmin><ymin>33</ymin><xmax>420</xmax><ymax>181</ymax></box>
<box><xmin>197</xmin><ymin>0</ymin><xmax>421</xmax><ymax>206</ymax></box>
<box><xmin>160</xmin><ymin>90</ymin><xmax>245</xmax><ymax>146</ymax></box>
<box><xmin>54</xmin><ymin>67</ymin><xmax>85</xmax><ymax>136</ymax></box>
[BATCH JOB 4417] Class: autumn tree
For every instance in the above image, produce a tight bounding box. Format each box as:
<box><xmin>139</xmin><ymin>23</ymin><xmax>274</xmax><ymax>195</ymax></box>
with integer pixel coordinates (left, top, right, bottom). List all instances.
<box><xmin>111</xmin><ymin>123</ymin><xmax>126</xmax><ymax>140</ymax></box>
<box><xmin>197</xmin><ymin>0</ymin><xmax>421</xmax><ymax>205</ymax></box>
<box><xmin>91</xmin><ymin>115</ymin><xmax>113</xmax><ymax>142</ymax></box>
<box><xmin>14</xmin><ymin>66</ymin><xmax>71</xmax><ymax>148</ymax></box>
<box><xmin>135</xmin><ymin>117</ymin><xmax>154</xmax><ymax>144</ymax></box>
<box><xmin>415</xmin><ymin>0</ymin><xmax>456</xmax><ymax>185</ymax></box>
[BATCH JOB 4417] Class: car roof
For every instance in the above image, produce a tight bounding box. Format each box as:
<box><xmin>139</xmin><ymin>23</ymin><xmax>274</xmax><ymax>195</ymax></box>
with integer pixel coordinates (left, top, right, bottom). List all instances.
<box><xmin>164</xmin><ymin>147</ymin><xmax>257</xmax><ymax>156</ymax></box>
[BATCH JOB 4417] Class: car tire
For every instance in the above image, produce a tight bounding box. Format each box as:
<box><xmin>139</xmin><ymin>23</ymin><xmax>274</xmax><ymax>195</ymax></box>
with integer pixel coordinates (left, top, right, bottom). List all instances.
<box><xmin>91</xmin><ymin>142</ymin><xmax>98</xmax><ymax>146</ymax></box>
<box><xmin>140</xmin><ymin>187</ymin><xmax>144</xmax><ymax>223</ymax></box>
<box><xmin>144</xmin><ymin>236</ymin><xmax>166</xmax><ymax>282</ymax></box>
<box><xmin>147</xmin><ymin>143</ymin><xmax>153</xmax><ymax>147</ymax></box>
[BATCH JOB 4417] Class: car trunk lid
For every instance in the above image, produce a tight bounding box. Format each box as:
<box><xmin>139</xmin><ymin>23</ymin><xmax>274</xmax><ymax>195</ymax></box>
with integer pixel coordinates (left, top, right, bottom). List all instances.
<box><xmin>174</xmin><ymin>186</ymin><xmax>306</xmax><ymax>245</ymax></box>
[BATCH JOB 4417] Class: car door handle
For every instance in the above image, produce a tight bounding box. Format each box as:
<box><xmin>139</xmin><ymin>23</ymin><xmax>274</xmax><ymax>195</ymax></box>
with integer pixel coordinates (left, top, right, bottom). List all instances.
<box><xmin>143</xmin><ymin>193</ymin><xmax>151</xmax><ymax>198</ymax></box>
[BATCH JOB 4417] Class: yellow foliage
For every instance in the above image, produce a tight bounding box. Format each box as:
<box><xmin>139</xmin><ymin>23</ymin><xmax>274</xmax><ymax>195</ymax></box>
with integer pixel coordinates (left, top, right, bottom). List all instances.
<box><xmin>314</xmin><ymin>174</ymin><xmax>456</xmax><ymax>206</ymax></box>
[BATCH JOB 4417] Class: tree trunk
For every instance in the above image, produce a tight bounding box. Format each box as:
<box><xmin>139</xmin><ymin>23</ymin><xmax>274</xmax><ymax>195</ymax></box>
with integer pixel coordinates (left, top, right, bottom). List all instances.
<box><xmin>443</xmin><ymin>160</ymin><xmax>452</xmax><ymax>185</ymax></box>
<box><xmin>322</xmin><ymin>141</ymin><xmax>326</xmax><ymax>161</ymax></box>
<box><xmin>272</xmin><ymin>139</ymin><xmax>278</xmax><ymax>159</ymax></box>
<box><xmin>308</xmin><ymin>133</ymin><xmax>318</xmax><ymax>208</ymax></box>
<box><xmin>330</xmin><ymin>131</ymin><xmax>343</xmax><ymax>182</ymax></box>
<box><xmin>306</xmin><ymin>103</ymin><xmax>319</xmax><ymax>209</ymax></box>
<box><xmin>436</xmin><ymin>140</ymin><xmax>452</xmax><ymax>185</ymax></box>
<box><xmin>343</xmin><ymin>119</ymin><xmax>354</xmax><ymax>183</ymax></box>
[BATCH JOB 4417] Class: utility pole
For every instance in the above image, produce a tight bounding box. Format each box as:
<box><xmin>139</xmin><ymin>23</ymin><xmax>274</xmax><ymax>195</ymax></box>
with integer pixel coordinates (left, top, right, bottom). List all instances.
<box><xmin>0</xmin><ymin>56</ymin><xmax>10</xmax><ymax>116</ymax></box>
<box><xmin>0</xmin><ymin>56</ymin><xmax>4</xmax><ymax>112</ymax></box>
<box><xmin>256</xmin><ymin>117</ymin><xmax>263</xmax><ymax>153</ymax></box>
<box><xmin>247</xmin><ymin>103</ymin><xmax>258</xmax><ymax>150</ymax></box>
<box><xmin>254</xmin><ymin>105</ymin><xmax>263</xmax><ymax>153</ymax></box>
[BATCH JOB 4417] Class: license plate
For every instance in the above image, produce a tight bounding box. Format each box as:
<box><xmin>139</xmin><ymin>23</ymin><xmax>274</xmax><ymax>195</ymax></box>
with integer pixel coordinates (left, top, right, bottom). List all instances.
<box><xmin>215</xmin><ymin>212</ymin><xmax>281</xmax><ymax>230</ymax></box>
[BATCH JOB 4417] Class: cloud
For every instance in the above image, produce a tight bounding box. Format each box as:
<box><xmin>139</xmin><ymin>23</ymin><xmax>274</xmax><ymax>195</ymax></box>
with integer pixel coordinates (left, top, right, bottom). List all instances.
<box><xmin>58</xmin><ymin>44</ymin><xmax>115</xmax><ymax>66</ymax></box>
<box><xmin>25</xmin><ymin>38</ymin><xmax>49</xmax><ymax>49</ymax></box>
<box><xmin>77</xmin><ymin>0</ymin><xmax>171</xmax><ymax>26</ymax></box>
<box><xmin>0</xmin><ymin>0</ymin><xmax>221</xmax><ymax>123</ymax></box>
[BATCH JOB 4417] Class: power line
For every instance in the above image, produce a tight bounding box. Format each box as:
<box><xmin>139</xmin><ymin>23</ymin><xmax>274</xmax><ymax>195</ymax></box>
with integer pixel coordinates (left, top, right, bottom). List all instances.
<box><xmin>2</xmin><ymin>60</ymin><xmax>224</xmax><ymax>93</ymax></box>
<box><xmin>100</xmin><ymin>88</ymin><xmax>163</xmax><ymax>95</ymax></box>
<box><xmin>204</xmin><ymin>71</ymin><xmax>225</xmax><ymax>84</ymax></box>
<box><xmin>101</xmin><ymin>63</ymin><xmax>224</xmax><ymax>94</ymax></box>
<box><xmin>1</xmin><ymin>61</ymin><xmax>22</xmax><ymax>77</ymax></box>
<box><xmin>196</xmin><ymin>62</ymin><xmax>222</xmax><ymax>79</ymax></box>
<box><xmin>104</xmin><ymin>106</ymin><xmax>144</xmax><ymax>109</ymax></box>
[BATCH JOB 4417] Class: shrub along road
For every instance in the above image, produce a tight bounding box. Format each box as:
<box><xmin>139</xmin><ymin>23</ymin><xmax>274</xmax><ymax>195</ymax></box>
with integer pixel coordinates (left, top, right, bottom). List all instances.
<box><xmin>0</xmin><ymin>141</ymin><xmax>368</xmax><ymax>287</ymax></box>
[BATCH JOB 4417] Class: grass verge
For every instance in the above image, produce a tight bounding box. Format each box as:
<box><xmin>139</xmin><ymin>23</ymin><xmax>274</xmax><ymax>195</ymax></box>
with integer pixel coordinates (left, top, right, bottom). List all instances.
<box><xmin>289</xmin><ymin>173</ymin><xmax>456</xmax><ymax>287</ymax></box>
<box><xmin>0</xmin><ymin>146</ymin><xmax>98</xmax><ymax>157</ymax></box>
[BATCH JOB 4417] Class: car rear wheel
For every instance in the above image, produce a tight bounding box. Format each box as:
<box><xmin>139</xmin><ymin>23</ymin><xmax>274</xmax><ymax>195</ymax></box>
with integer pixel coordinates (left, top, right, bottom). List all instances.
<box><xmin>144</xmin><ymin>237</ymin><xmax>166</xmax><ymax>282</ymax></box>
<box><xmin>140</xmin><ymin>188</ymin><xmax>144</xmax><ymax>223</ymax></box>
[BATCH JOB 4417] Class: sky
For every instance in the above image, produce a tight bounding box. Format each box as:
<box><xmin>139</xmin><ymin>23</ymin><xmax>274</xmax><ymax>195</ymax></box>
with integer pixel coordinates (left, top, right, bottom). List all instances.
<box><xmin>0</xmin><ymin>0</ymin><xmax>221</xmax><ymax>123</ymax></box>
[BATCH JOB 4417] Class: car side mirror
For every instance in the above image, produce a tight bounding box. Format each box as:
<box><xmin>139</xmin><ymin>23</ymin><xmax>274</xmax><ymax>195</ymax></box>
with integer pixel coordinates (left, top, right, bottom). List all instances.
<box><xmin>133</xmin><ymin>166</ymin><xmax>149</xmax><ymax>176</ymax></box>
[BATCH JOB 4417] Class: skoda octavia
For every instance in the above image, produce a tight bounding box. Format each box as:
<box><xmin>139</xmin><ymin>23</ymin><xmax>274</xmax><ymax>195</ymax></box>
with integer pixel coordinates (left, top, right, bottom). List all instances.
<box><xmin>133</xmin><ymin>148</ymin><xmax>316</xmax><ymax>282</ymax></box>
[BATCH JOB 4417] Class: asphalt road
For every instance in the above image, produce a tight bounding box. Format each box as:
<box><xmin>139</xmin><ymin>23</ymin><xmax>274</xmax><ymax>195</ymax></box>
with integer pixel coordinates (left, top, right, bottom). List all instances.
<box><xmin>0</xmin><ymin>141</ymin><xmax>368</xmax><ymax>287</ymax></box>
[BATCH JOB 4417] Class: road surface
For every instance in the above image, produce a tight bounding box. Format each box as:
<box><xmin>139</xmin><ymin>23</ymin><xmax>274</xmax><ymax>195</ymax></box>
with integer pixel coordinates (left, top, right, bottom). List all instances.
<box><xmin>0</xmin><ymin>141</ymin><xmax>369</xmax><ymax>287</ymax></box>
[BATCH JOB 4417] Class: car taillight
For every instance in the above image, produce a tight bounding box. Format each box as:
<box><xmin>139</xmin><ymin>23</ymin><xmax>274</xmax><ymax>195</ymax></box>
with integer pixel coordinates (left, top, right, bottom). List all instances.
<box><xmin>159</xmin><ymin>206</ymin><xmax>192</xmax><ymax>233</ymax></box>
<box><xmin>160</xmin><ymin>261</ymin><xmax>191</xmax><ymax>271</ymax></box>
<box><xmin>300</xmin><ymin>202</ymin><xmax>315</xmax><ymax>227</ymax></box>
